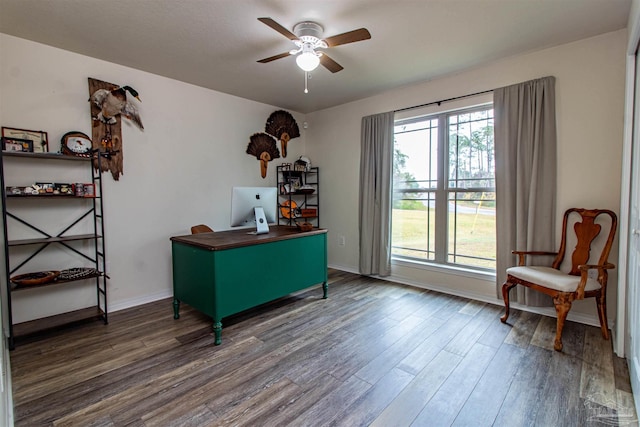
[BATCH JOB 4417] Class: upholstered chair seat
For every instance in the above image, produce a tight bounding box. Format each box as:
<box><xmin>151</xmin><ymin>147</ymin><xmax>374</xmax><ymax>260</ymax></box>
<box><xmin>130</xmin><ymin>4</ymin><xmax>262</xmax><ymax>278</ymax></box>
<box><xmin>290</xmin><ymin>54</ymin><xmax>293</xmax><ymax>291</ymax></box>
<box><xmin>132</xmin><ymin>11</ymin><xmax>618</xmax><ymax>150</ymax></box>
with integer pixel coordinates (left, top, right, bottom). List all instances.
<box><xmin>506</xmin><ymin>266</ymin><xmax>601</xmax><ymax>293</ymax></box>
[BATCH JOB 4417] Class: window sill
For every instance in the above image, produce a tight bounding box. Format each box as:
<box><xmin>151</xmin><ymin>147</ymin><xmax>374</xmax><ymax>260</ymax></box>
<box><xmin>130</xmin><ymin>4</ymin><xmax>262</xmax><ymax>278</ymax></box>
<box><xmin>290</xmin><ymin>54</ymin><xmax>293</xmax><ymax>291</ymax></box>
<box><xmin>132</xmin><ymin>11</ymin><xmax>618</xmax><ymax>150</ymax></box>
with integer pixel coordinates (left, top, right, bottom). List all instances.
<box><xmin>391</xmin><ymin>256</ymin><xmax>496</xmax><ymax>282</ymax></box>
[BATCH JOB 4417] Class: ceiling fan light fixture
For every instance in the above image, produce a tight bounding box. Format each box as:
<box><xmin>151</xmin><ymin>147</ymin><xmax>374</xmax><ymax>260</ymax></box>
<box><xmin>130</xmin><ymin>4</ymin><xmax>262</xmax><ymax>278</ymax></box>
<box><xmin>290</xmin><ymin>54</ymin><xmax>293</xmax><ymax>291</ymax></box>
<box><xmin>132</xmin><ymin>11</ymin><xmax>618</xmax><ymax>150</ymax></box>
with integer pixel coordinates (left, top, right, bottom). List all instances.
<box><xmin>257</xmin><ymin>17</ymin><xmax>370</xmax><ymax>74</ymax></box>
<box><xmin>296</xmin><ymin>50</ymin><xmax>320</xmax><ymax>71</ymax></box>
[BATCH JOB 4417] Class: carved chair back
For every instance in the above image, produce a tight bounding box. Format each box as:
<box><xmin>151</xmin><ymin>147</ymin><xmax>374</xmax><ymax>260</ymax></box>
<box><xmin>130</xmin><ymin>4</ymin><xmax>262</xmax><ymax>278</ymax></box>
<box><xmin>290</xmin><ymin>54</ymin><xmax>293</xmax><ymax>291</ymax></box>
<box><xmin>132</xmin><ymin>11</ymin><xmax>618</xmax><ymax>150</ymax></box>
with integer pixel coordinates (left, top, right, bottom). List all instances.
<box><xmin>551</xmin><ymin>208</ymin><xmax>617</xmax><ymax>276</ymax></box>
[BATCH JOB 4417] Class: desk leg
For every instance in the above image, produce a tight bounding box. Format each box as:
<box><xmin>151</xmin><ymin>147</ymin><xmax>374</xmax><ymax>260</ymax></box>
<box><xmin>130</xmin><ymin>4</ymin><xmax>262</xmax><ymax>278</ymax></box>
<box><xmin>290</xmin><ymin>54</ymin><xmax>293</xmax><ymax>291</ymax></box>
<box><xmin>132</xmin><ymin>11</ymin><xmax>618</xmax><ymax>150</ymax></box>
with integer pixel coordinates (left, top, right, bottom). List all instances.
<box><xmin>213</xmin><ymin>321</ymin><xmax>222</xmax><ymax>345</ymax></box>
<box><xmin>173</xmin><ymin>298</ymin><xmax>180</xmax><ymax>319</ymax></box>
<box><xmin>322</xmin><ymin>281</ymin><xmax>328</xmax><ymax>299</ymax></box>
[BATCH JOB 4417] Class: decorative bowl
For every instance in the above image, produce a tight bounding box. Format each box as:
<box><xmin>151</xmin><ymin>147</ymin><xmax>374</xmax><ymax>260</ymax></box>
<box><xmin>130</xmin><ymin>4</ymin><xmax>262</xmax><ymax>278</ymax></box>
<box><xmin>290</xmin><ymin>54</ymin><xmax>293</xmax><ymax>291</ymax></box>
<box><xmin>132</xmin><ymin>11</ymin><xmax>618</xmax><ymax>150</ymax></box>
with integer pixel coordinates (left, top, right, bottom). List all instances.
<box><xmin>11</xmin><ymin>270</ymin><xmax>60</xmax><ymax>287</ymax></box>
<box><xmin>297</xmin><ymin>222</ymin><xmax>314</xmax><ymax>232</ymax></box>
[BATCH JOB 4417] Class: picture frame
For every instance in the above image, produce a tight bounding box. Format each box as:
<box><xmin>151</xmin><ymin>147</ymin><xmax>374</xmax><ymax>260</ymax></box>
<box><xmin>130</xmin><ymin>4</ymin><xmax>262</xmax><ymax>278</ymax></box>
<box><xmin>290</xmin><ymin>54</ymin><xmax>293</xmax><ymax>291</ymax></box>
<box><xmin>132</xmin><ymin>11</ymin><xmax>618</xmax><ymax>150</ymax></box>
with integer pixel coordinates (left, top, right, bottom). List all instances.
<box><xmin>2</xmin><ymin>137</ymin><xmax>34</xmax><ymax>152</ymax></box>
<box><xmin>288</xmin><ymin>176</ymin><xmax>302</xmax><ymax>191</ymax></box>
<box><xmin>1</xmin><ymin>127</ymin><xmax>48</xmax><ymax>153</ymax></box>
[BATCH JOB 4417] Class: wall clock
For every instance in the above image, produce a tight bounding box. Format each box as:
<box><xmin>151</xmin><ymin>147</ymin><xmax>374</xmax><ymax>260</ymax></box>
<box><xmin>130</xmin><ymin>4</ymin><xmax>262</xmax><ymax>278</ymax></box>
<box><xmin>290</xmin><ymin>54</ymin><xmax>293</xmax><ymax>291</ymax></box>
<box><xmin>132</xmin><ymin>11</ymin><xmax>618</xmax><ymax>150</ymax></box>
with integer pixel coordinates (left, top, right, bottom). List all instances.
<box><xmin>61</xmin><ymin>131</ymin><xmax>93</xmax><ymax>157</ymax></box>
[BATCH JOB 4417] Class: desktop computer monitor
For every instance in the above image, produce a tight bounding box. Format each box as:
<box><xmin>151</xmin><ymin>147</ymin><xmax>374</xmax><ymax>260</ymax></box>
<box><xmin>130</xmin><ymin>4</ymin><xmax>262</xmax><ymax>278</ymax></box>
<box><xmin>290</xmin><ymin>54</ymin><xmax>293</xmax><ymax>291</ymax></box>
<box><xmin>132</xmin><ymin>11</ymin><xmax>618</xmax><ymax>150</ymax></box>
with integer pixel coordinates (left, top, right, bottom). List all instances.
<box><xmin>230</xmin><ymin>187</ymin><xmax>277</xmax><ymax>234</ymax></box>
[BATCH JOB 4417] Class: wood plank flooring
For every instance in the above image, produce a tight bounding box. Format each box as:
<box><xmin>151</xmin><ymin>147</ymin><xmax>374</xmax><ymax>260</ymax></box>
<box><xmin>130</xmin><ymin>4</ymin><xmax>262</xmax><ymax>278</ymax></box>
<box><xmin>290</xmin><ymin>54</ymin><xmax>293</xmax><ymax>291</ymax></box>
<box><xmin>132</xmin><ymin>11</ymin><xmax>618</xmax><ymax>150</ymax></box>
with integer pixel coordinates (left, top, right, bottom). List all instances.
<box><xmin>10</xmin><ymin>269</ymin><xmax>639</xmax><ymax>426</ymax></box>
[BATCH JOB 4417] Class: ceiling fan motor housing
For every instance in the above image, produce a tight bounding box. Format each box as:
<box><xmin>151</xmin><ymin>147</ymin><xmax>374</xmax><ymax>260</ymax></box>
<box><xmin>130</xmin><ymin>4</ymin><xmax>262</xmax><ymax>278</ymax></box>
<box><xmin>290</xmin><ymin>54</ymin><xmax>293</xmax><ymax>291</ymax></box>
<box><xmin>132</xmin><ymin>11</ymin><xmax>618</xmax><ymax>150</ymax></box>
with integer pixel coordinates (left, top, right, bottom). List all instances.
<box><xmin>294</xmin><ymin>21</ymin><xmax>323</xmax><ymax>40</ymax></box>
<box><xmin>293</xmin><ymin>21</ymin><xmax>328</xmax><ymax>50</ymax></box>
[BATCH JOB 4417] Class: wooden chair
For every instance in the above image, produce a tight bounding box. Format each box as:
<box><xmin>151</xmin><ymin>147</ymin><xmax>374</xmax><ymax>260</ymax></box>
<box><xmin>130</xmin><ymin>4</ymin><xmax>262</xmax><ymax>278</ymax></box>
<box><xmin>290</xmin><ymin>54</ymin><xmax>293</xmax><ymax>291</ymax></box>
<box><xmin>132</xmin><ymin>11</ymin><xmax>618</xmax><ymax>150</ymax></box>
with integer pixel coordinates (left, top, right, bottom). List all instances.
<box><xmin>190</xmin><ymin>224</ymin><xmax>214</xmax><ymax>234</ymax></box>
<box><xmin>500</xmin><ymin>208</ymin><xmax>617</xmax><ymax>351</ymax></box>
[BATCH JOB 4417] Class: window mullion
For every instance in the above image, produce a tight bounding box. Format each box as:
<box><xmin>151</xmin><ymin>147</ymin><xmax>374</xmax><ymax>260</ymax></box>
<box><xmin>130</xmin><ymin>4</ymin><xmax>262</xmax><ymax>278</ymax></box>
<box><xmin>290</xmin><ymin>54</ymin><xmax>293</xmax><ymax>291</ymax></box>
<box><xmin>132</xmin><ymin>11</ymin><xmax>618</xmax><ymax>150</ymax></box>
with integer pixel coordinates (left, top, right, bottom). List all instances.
<box><xmin>434</xmin><ymin>113</ymin><xmax>448</xmax><ymax>263</ymax></box>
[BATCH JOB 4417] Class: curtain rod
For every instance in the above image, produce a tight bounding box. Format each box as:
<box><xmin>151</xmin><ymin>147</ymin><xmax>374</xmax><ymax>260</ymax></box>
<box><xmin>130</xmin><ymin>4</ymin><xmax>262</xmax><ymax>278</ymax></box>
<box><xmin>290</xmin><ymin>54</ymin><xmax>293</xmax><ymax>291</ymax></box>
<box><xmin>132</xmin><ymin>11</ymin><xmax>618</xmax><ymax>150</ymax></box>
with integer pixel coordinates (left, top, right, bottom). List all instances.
<box><xmin>394</xmin><ymin>88</ymin><xmax>494</xmax><ymax>113</ymax></box>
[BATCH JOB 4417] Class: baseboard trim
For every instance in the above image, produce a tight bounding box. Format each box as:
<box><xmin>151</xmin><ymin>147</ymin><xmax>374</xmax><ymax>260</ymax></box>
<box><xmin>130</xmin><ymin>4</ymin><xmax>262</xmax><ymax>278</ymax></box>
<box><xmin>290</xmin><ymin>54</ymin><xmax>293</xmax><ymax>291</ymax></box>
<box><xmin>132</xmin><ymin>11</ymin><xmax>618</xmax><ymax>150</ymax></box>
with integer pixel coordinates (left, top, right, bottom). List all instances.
<box><xmin>392</xmin><ymin>272</ymin><xmax>610</xmax><ymax>327</ymax></box>
<box><xmin>109</xmin><ymin>290</ymin><xmax>173</xmax><ymax>313</ymax></box>
<box><xmin>328</xmin><ymin>266</ymin><xmax>610</xmax><ymax>328</ymax></box>
<box><xmin>113</xmin><ymin>267</ymin><xmax>609</xmax><ymax>328</ymax></box>
<box><xmin>111</xmin><ymin>266</ymin><xmax>355</xmax><ymax>314</ymax></box>
<box><xmin>110</xmin><ymin>266</ymin><xmax>358</xmax><ymax>313</ymax></box>
<box><xmin>328</xmin><ymin>264</ymin><xmax>360</xmax><ymax>275</ymax></box>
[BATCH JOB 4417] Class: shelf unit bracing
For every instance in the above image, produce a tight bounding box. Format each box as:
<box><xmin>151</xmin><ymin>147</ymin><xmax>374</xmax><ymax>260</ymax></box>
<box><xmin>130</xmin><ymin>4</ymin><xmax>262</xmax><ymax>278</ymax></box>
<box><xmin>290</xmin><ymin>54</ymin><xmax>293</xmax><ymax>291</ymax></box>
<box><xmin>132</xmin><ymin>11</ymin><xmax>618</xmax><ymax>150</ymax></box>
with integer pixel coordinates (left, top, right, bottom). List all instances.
<box><xmin>276</xmin><ymin>165</ymin><xmax>319</xmax><ymax>228</ymax></box>
<box><xmin>0</xmin><ymin>150</ymin><xmax>108</xmax><ymax>349</ymax></box>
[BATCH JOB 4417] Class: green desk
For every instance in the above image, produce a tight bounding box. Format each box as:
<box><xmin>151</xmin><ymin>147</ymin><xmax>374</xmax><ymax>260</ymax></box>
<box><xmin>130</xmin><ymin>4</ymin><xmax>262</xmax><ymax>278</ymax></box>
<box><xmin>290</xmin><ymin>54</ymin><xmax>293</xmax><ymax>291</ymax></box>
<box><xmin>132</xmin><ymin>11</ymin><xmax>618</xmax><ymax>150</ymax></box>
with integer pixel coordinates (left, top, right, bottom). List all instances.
<box><xmin>170</xmin><ymin>226</ymin><xmax>328</xmax><ymax>345</ymax></box>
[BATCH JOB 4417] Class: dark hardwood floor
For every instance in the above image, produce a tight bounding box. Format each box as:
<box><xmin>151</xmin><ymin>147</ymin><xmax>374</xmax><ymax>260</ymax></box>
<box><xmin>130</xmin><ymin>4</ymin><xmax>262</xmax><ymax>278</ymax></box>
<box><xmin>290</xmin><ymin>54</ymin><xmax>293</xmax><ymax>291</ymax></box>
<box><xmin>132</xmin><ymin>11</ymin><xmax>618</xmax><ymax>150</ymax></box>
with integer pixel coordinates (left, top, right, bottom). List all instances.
<box><xmin>10</xmin><ymin>269</ymin><xmax>638</xmax><ymax>426</ymax></box>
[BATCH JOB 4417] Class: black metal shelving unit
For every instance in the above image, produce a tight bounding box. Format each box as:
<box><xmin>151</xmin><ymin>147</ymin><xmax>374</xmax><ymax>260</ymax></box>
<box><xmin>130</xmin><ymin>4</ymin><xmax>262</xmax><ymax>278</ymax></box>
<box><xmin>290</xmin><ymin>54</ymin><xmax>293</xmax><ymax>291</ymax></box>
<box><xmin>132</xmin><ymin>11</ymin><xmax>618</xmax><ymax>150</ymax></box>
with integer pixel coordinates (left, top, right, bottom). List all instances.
<box><xmin>276</xmin><ymin>165</ymin><xmax>319</xmax><ymax>228</ymax></box>
<box><xmin>0</xmin><ymin>150</ymin><xmax>108</xmax><ymax>349</ymax></box>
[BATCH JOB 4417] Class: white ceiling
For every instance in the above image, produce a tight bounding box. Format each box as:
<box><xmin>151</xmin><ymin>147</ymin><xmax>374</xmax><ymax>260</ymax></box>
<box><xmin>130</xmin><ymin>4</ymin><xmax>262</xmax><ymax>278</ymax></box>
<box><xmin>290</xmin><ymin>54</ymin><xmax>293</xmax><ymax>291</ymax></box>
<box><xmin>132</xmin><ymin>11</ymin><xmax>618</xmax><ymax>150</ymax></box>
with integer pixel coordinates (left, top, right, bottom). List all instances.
<box><xmin>0</xmin><ymin>0</ymin><xmax>631</xmax><ymax>114</ymax></box>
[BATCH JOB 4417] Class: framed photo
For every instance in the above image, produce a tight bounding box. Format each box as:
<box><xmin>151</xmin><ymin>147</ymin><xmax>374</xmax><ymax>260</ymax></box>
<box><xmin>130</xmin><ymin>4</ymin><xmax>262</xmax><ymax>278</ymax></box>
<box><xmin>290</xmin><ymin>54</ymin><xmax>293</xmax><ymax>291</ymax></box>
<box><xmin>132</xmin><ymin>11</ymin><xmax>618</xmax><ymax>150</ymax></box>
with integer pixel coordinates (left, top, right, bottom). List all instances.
<box><xmin>1</xmin><ymin>127</ymin><xmax>48</xmax><ymax>153</ymax></box>
<box><xmin>288</xmin><ymin>176</ymin><xmax>302</xmax><ymax>191</ymax></box>
<box><xmin>2</xmin><ymin>137</ymin><xmax>34</xmax><ymax>152</ymax></box>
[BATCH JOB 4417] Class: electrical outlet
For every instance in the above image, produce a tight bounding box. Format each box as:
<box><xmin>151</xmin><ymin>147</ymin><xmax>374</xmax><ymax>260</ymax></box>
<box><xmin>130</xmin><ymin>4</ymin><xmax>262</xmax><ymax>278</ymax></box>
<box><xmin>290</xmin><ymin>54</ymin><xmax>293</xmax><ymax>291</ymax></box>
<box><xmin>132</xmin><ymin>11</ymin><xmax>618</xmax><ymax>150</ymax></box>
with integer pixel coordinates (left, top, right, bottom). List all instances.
<box><xmin>588</xmin><ymin>269</ymin><xmax>598</xmax><ymax>280</ymax></box>
<box><xmin>339</xmin><ymin>236</ymin><xmax>346</xmax><ymax>246</ymax></box>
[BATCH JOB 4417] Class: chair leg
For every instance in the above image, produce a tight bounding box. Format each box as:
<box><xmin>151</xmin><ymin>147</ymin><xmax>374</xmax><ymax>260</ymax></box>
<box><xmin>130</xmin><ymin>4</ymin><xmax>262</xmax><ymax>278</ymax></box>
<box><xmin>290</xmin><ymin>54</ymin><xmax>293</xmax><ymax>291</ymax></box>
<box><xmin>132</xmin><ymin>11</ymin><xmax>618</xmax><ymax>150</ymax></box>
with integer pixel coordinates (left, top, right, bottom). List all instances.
<box><xmin>553</xmin><ymin>294</ymin><xmax>573</xmax><ymax>352</ymax></box>
<box><xmin>500</xmin><ymin>282</ymin><xmax>517</xmax><ymax>323</ymax></box>
<box><xmin>595</xmin><ymin>293</ymin><xmax>610</xmax><ymax>340</ymax></box>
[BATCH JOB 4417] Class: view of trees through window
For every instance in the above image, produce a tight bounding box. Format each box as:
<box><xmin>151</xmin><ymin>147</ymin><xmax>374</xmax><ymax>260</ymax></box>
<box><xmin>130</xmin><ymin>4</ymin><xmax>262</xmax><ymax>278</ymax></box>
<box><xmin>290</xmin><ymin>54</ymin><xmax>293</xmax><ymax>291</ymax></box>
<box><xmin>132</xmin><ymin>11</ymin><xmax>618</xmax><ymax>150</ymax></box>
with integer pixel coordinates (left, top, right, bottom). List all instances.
<box><xmin>392</xmin><ymin>106</ymin><xmax>496</xmax><ymax>270</ymax></box>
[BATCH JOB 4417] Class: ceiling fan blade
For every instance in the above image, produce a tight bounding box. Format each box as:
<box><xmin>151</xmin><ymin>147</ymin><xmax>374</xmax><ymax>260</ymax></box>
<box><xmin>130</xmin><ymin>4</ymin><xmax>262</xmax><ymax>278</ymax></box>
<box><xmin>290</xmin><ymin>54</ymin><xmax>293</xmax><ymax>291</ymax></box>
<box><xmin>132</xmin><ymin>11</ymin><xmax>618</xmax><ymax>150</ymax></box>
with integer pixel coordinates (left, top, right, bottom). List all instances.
<box><xmin>324</xmin><ymin>28</ymin><xmax>371</xmax><ymax>47</ymax></box>
<box><xmin>320</xmin><ymin>54</ymin><xmax>344</xmax><ymax>73</ymax></box>
<box><xmin>258</xmin><ymin>17</ymin><xmax>298</xmax><ymax>41</ymax></box>
<box><xmin>257</xmin><ymin>52</ymin><xmax>292</xmax><ymax>63</ymax></box>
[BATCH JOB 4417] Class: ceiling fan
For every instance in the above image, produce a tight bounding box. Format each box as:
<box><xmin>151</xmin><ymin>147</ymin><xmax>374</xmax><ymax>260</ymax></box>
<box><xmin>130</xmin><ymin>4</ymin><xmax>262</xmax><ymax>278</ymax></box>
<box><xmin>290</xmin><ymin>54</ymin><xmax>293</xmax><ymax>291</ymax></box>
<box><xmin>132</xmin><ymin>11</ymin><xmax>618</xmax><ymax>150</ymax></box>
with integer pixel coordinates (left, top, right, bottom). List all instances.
<box><xmin>257</xmin><ymin>17</ymin><xmax>371</xmax><ymax>73</ymax></box>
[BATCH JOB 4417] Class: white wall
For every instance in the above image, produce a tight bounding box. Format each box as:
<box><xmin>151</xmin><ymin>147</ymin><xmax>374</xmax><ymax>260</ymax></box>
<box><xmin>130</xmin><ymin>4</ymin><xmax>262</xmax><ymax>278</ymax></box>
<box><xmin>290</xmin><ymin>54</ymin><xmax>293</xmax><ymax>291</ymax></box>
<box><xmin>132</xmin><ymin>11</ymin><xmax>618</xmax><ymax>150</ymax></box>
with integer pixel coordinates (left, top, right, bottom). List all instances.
<box><xmin>306</xmin><ymin>29</ymin><xmax>627</xmax><ymax>323</ymax></box>
<box><xmin>0</xmin><ymin>29</ymin><xmax>628</xmax><ymax>326</ymax></box>
<box><xmin>0</xmin><ymin>34</ymin><xmax>307</xmax><ymax>322</ymax></box>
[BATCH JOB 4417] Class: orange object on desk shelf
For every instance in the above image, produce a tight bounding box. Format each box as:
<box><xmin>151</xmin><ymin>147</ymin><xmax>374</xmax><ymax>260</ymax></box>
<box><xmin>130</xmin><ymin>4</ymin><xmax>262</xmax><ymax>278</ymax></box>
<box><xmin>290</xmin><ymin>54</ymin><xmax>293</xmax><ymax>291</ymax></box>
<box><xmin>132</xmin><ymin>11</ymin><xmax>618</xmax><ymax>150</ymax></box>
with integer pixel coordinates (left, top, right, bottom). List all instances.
<box><xmin>280</xmin><ymin>200</ymin><xmax>298</xmax><ymax>219</ymax></box>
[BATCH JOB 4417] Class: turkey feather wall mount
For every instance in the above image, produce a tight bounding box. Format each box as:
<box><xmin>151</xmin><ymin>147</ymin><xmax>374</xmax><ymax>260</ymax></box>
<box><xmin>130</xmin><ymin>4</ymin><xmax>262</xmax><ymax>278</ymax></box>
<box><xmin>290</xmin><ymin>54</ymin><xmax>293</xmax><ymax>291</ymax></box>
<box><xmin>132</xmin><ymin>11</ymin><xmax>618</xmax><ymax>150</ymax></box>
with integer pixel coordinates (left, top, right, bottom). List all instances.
<box><xmin>246</xmin><ymin>133</ymin><xmax>280</xmax><ymax>178</ymax></box>
<box><xmin>265</xmin><ymin>110</ymin><xmax>299</xmax><ymax>158</ymax></box>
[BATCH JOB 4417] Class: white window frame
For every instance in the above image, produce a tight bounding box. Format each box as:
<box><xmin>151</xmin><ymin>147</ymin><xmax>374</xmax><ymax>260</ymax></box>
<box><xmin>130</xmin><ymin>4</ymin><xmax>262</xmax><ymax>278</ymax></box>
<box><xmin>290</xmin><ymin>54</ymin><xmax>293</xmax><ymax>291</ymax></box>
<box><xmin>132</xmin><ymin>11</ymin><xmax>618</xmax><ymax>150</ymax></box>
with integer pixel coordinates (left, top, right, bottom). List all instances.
<box><xmin>391</xmin><ymin>99</ymin><xmax>495</xmax><ymax>274</ymax></box>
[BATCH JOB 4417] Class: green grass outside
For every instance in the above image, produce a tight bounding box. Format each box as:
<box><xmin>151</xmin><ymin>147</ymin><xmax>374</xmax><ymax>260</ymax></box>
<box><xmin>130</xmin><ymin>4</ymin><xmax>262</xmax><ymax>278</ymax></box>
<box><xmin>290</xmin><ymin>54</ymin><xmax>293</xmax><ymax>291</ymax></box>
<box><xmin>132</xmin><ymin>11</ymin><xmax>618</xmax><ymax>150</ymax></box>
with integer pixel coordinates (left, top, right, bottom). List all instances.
<box><xmin>392</xmin><ymin>207</ymin><xmax>496</xmax><ymax>269</ymax></box>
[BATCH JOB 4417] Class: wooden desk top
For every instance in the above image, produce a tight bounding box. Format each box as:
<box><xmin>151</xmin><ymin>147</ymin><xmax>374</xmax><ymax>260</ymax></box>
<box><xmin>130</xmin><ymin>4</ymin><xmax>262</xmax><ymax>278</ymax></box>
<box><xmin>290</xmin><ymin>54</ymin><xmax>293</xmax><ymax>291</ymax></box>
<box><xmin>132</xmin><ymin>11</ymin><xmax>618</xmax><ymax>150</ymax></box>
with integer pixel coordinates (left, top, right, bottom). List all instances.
<box><xmin>170</xmin><ymin>225</ymin><xmax>327</xmax><ymax>251</ymax></box>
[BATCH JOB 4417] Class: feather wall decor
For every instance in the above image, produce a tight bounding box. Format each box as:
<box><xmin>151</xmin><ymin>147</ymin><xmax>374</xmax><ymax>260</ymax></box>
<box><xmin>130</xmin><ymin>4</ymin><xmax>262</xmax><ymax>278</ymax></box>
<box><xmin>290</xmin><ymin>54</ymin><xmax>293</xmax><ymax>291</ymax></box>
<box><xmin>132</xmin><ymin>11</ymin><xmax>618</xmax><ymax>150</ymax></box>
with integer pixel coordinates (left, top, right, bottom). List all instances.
<box><xmin>265</xmin><ymin>110</ymin><xmax>300</xmax><ymax>158</ymax></box>
<box><xmin>246</xmin><ymin>132</ymin><xmax>280</xmax><ymax>178</ymax></box>
<box><xmin>88</xmin><ymin>78</ymin><xmax>125</xmax><ymax>180</ymax></box>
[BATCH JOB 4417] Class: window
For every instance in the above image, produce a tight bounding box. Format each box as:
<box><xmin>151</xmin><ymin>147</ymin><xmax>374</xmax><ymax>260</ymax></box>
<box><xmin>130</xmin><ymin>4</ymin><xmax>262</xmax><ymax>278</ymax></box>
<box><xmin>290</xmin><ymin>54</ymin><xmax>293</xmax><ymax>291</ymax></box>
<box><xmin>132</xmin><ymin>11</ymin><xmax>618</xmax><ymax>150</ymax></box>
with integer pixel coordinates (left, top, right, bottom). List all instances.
<box><xmin>392</xmin><ymin>105</ymin><xmax>495</xmax><ymax>271</ymax></box>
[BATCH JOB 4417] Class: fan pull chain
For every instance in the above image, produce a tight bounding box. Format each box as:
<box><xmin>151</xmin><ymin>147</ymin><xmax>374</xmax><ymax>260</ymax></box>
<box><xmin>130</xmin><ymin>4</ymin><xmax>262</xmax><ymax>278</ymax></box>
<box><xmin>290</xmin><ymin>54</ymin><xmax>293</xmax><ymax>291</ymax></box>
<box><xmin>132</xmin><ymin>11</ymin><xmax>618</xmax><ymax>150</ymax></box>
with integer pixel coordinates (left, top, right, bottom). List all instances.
<box><xmin>304</xmin><ymin>72</ymin><xmax>309</xmax><ymax>94</ymax></box>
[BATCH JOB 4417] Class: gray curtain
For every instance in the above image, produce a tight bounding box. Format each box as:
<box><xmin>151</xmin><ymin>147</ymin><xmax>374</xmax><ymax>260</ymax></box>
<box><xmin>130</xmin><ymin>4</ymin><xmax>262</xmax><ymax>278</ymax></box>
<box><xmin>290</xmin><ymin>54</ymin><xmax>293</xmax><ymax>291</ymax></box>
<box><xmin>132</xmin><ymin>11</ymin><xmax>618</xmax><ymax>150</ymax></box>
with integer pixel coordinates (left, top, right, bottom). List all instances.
<box><xmin>359</xmin><ymin>111</ymin><xmax>394</xmax><ymax>276</ymax></box>
<box><xmin>494</xmin><ymin>76</ymin><xmax>557</xmax><ymax>305</ymax></box>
